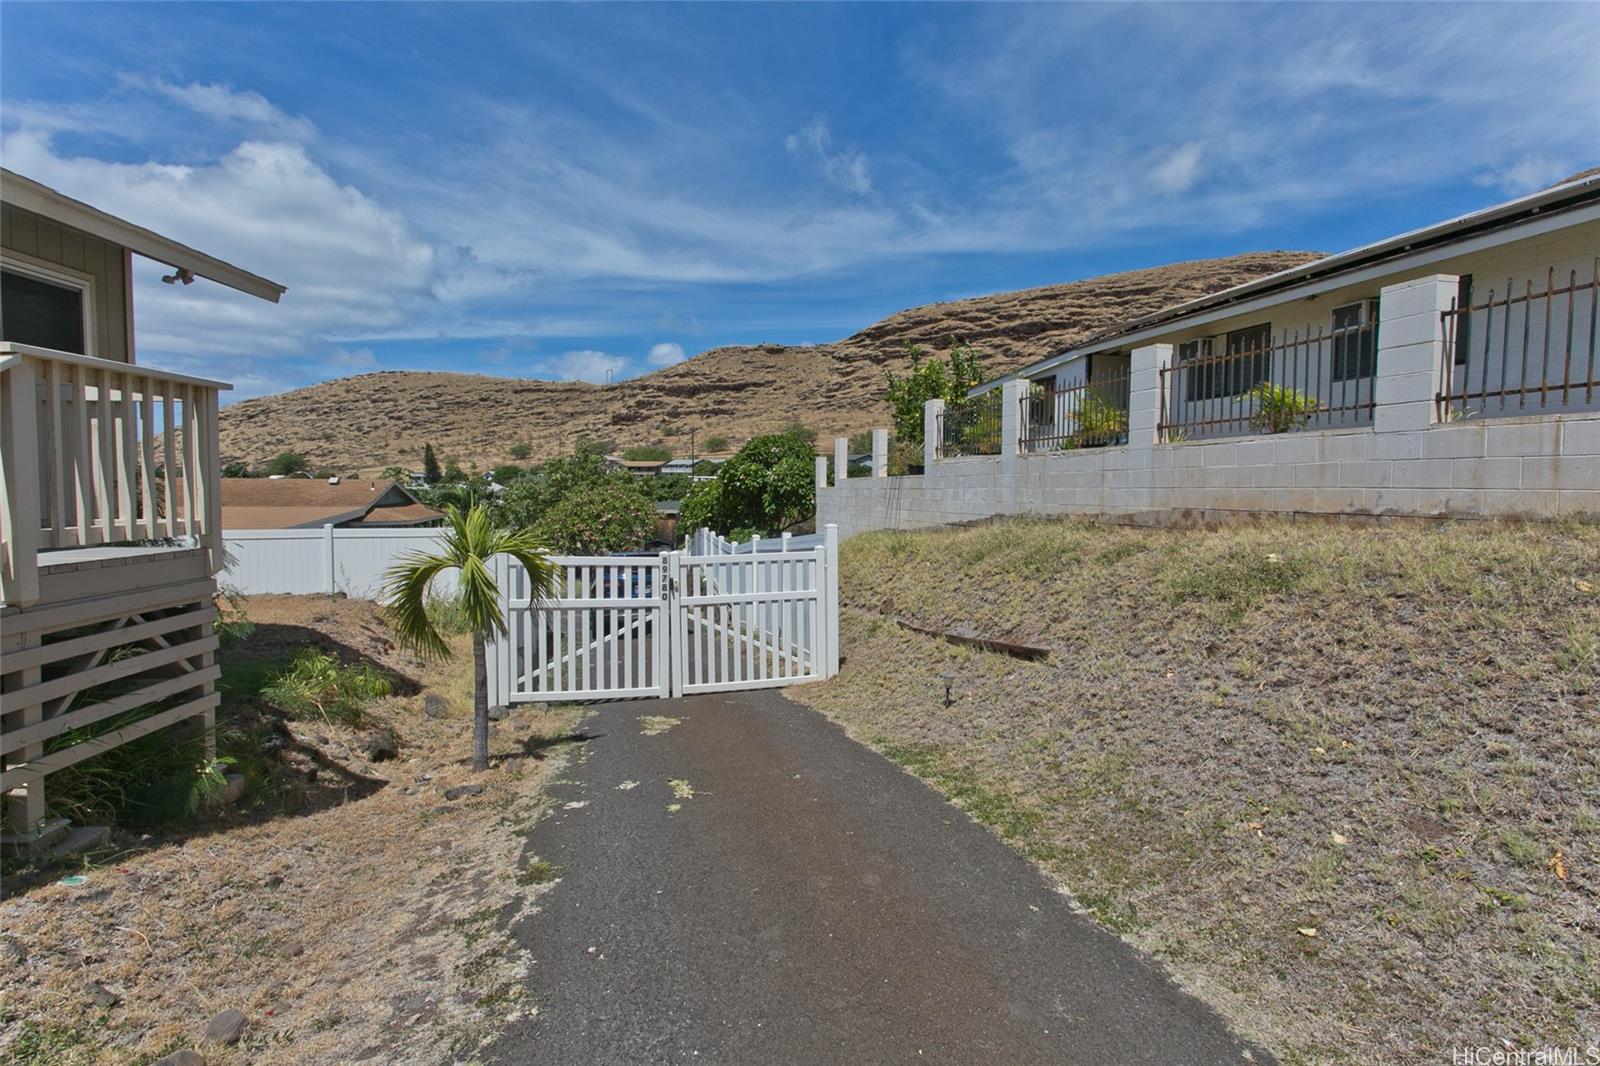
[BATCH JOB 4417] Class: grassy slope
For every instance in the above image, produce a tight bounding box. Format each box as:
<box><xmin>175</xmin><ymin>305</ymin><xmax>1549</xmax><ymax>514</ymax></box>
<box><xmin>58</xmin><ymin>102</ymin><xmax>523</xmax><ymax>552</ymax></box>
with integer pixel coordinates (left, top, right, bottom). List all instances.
<box><xmin>793</xmin><ymin>517</ymin><xmax>1600</xmax><ymax>1063</ymax></box>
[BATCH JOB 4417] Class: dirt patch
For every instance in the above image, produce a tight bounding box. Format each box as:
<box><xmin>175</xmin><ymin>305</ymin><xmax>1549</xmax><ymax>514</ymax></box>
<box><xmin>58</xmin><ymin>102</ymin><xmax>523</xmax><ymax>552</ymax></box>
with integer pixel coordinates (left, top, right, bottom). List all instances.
<box><xmin>637</xmin><ymin>716</ymin><xmax>681</xmax><ymax>736</ymax></box>
<box><xmin>792</xmin><ymin>516</ymin><xmax>1600</xmax><ymax>1064</ymax></box>
<box><xmin>0</xmin><ymin>595</ymin><xmax>582</xmax><ymax>1065</ymax></box>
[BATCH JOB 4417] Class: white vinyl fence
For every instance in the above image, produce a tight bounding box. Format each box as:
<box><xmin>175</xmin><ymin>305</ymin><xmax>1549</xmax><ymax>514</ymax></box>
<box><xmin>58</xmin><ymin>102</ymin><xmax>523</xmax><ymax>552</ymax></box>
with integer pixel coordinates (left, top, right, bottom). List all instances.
<box><xmin>222</xmin><ymin>526</ymin><xmax>458</xmax><ymax>599</ymax></box>
<box><xmin>489</xmin><ymin>526</ymin><xmax>839</xmax><ymax>704</ymax></box>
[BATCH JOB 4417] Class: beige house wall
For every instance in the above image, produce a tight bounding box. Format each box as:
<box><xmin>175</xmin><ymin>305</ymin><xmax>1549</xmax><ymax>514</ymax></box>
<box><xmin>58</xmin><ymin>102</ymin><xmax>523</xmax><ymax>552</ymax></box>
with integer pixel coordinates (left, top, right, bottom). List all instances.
<box><xmin>1</xmin><ymin>202</ymin><xmax>132</xmax><ymax>363</ymax></box>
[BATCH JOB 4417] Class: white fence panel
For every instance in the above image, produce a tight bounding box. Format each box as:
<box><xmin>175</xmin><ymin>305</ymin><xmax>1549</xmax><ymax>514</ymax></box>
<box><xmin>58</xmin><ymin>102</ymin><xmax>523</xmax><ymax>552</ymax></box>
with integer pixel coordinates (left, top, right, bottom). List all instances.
<box><xmin>222</xmin><ymin>526</ymin><xmax>458</xmax><ymax>599</ymax></box>
<box><xmin>490</xmin><ymin>554</ymin><xmax>668</xmax><ymax>704</ymax></box>
<box><xmin>492</xmin><ymin>527</ymin><xmax>839</xmax><ymax>705</ymax></box>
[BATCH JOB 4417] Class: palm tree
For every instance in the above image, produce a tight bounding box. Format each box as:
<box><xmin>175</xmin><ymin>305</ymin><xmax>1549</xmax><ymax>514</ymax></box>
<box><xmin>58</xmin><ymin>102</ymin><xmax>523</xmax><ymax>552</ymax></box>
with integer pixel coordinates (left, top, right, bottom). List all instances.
<box><xmin>381</xmin><ymin>503</ymin><xmax>557</xmax><ymax>771</ymax></box>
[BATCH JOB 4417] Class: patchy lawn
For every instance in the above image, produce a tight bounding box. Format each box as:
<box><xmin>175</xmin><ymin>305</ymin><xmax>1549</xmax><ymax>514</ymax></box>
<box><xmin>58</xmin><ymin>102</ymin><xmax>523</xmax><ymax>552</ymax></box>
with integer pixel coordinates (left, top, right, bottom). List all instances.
<box><xmin>0</xmin><ymin>595</ymin><xmax>582</xmax><ymax>1065</ymax></box>
<box><xmin>793</xmin><ymin>516</ymin><xmax>1600</xmax><ymax>1064</ymax></box>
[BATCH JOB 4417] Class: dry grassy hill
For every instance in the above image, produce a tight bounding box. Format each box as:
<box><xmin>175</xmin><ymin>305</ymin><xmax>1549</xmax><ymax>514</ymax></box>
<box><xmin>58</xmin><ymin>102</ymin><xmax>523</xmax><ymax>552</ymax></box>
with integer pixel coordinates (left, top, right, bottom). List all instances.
<box><xmin>217</xmin><ymin>251</ymin><xmax>1320</xmax><ymax>473</ymax></box>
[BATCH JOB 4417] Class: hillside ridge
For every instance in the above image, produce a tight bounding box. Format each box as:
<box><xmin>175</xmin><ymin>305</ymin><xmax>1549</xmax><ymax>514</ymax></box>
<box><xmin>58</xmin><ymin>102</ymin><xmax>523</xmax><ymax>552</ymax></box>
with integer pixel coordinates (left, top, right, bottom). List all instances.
<box><xmin>217</xmin><ymin>250</ymin><xmax>1321</xmax><ymax>473</ymax></box>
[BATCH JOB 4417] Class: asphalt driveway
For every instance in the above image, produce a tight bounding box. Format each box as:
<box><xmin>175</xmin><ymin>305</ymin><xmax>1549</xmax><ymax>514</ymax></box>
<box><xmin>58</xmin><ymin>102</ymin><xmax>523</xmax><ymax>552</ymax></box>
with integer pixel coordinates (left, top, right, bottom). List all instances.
<box><xmin>487</xmin><ymin>689</ymin><xmax>1270</xmax><ymax>1065</ymax></box>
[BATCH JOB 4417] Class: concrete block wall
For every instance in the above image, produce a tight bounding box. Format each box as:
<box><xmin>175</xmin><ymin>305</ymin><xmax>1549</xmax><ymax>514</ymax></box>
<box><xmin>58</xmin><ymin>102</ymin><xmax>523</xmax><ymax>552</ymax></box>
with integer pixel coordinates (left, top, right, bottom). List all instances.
<box><xmin>818</xmin><ymin>273</ymin><xmax>1600</xmax><ymax>538</ymax></box>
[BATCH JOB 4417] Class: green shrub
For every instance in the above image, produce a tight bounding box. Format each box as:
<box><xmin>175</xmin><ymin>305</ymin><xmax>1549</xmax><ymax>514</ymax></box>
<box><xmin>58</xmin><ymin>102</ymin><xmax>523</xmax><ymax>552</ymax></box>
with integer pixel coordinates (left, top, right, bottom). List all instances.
<box><xmin>214</xmin><ymin>585</ymin><xmax>255</xmax><ymax>649</ymax></box>
<box><xmin>44</xmin><ymin>713</ymin><xmax>233</xmax><ymax>829</ymax></box>
<box><xmin>509</xmin><ymin>442</ymin><xmax>533</xmax><ymax>460</ymax></box>
<box><xmin>703</xmin><ymin>435</ymin><xmax>729</xmax><ymax>453</ymax></box>
<box><xmin>262</xmin><ymin>650</ymin><xmax>391</xmax><ymax>726</ymax></box>
<box><xmin>1075</xmin><ymin>394</ymin><xmax>1129</xmax><ymax>444</ymax></box>
<box><xmin>1247</xmin><ymin>383</ymin><xmax>1322</xmax><ymax>434</ymax></box>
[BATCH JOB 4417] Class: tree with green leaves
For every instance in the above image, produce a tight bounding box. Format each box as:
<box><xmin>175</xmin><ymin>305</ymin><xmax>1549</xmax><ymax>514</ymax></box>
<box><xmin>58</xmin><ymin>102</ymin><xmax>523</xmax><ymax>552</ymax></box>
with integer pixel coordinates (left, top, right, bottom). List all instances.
<box><xmin>381</xmin><ymin>504</ymin><xmax>556</xmax><ymax>772</ymax></box>
<box><xmin>422</xmin><ymin>444</ymin><xmax>442</xmax><ymax>485</ymax></box>
<box><xmin>509</xmin><ymin>442</ymin><xmax>533</xmax><ymax>460</ymax></box>
<box><xmin>682</xmin><ymin>432</ymin><xmax>816</xmax><ymax>538</ymax></box>
<box><xmin>222</xmin><ymin>459</ymin><xmax>254</xmax><ymax>479</ymax></box>
<box><xmin>535</xmin><ymin>481</ymin><xmax>659</xmax><ymax>554</ymax></box>
<box><xmin>703</xmin><ymin>434</ymin><xmax>729</xmax><ymax>453</ymax></box>
<box><xmin>883</xmin><ymin>341</ymin><xmax>986</xmax><ymax>443</ymax></box>
<box><xmin>265</xmin><ymin>451</ymin><xmax>310</xmax><ymax>477</ymax></box>
<box><xmin>380</xmin><ymin>465</ymin><xmax>410</xmax><ymax>481</ymax></box>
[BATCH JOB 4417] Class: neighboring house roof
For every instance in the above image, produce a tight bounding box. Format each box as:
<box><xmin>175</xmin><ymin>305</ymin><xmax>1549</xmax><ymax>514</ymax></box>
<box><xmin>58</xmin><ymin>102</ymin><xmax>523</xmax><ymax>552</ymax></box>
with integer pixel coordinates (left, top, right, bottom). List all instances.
<box><xmin>219</xmin><ymin>478</ymin><xmax>442</xmax><ymax>529</ymax></box>
<box><xmin>1</xmin><ymin>168</ymin><xmax>287</xmax><ymax>303</ymax></box>
<box><xmin>977</xmin><ymin>171</ymin><xmax>1600</xmax><ymax>393</ymax></box>
<box><xmin>617</xmin><ymin>458</ymin><xmax>669</xmax><ymax>470</ymax></box>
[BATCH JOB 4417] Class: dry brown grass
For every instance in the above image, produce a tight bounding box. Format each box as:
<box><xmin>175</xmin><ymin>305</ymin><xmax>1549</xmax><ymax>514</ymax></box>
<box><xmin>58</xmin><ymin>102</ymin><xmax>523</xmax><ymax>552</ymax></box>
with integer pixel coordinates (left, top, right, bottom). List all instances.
<box><xmin>794</xmin><ymin>516</ymin><xmax>1600</xmax><ymax>1064</ymax></box>
<box><xmin>214</xmin><ymin>252</ymin><xmax>1319</xmax><ymax>473</ymax></box>
<box><xmin>0</xmin><ymin>596</ymin><xmax>581</xmax><ymax>1065</ymax></box>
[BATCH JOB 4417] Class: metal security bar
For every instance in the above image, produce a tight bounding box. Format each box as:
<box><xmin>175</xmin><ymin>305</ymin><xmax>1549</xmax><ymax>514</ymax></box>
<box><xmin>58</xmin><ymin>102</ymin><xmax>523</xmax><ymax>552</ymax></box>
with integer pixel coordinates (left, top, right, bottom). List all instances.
<box><xmin>1158</xmin><ymin>323</ymin><xmax>1378</xmax><ymax>441</ymax></box>
<box><xmin>936</xmin><ymin>390</ymin><xmax>1003</xmax><ymax>459</ymax></box>
<box><xmin>1439</xmin><ymin>260</ymin><xmax>1600</xmax><ymax>420</ymax></box>
<box><xmin>1020</xmin><ymin>368</ymin><xmax>1131</xmax><ymax>451</ymax></box>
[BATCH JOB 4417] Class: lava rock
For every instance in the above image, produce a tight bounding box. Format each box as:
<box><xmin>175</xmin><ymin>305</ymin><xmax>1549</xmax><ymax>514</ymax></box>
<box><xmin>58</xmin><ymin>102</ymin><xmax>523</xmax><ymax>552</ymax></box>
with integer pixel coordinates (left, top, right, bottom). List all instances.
<box><xmin>362</xmin><ymin>724</ymin><xmax>401</xmax><ymax>762</ymax></box>
<box><xmin>263</xmin><ymin>874</ymin><xmax>284</xmax><ymax>889</ymax></box>
<box><xmin>443</xmin><ymin>783</ymin><xmax>486</xmax><ymax>801</ymax></box>
<box><xmin>84</xmin><ymin>981</ymin><xmax>119</xmax><ymax>1009</ymax></box>
<box><xmin>423</xmin><ymin>694</ymin><xmax>448</xmax><ymax>719</ymax></box>
<box><xmin>0</xmin><ymin>938</ymin><xmax>25</xmax><ymax>965</ymax></box>
<box><xmin>204</xmin><ymin>1008</ymin><xmax>247</xmax><ymax>1045</ymax></box>
<box><xmin>487</xmin><ymin>704</ymin><xmax>510</xmax><ymax>722</ymax></box>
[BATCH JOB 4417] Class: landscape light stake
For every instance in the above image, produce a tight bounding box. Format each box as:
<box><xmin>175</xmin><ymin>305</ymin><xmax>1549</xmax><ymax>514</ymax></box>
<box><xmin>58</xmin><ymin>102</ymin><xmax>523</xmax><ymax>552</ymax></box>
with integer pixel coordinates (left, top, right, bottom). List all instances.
<box><xmin>940</xmin><ymin>671</ymin><xmax>957</xmax><ymax>708</ymax></box>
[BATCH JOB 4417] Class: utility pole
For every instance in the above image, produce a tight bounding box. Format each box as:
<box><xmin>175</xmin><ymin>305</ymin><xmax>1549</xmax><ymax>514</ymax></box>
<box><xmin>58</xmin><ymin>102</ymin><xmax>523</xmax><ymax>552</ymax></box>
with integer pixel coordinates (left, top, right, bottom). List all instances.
<box><xmin>689</xmin><ymin>428</ymin><xmax>696</xmax><ymax>466</ymax></box>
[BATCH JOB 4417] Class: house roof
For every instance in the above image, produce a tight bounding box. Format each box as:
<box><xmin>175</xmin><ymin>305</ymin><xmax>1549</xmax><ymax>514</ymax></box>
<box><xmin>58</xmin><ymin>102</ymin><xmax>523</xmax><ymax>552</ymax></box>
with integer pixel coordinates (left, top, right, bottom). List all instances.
<box><xmin>1</xmin><ymin>168</ymin><xmax>287</xmax><ymax>303</ymax></box>
<box><xmin>977</xmin><ymin>170</ymin><xmax>1600</xmax><ymax>392</ymax></box>
<box><xmin>219</xmin><ymin>478</ymin><xmax>441</xmax><ymax>529</ymax></box>
<box><xmin>616</xmin><ymin>458</ymin><xmax>669</xmax><ymax>469</ymax></box>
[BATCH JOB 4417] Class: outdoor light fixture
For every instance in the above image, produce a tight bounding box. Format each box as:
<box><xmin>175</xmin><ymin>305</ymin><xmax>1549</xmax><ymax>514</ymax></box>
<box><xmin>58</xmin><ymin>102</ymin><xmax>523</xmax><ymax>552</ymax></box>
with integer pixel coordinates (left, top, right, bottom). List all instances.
<box><xmin>161</xmin><ymin>268</ymin><xmax>195</xmax><ymax>286</ymax></box>
<box><xmin>940</xmin><ymin>671</ymin><xmax>957</xmax><ymax>707</ymax></box>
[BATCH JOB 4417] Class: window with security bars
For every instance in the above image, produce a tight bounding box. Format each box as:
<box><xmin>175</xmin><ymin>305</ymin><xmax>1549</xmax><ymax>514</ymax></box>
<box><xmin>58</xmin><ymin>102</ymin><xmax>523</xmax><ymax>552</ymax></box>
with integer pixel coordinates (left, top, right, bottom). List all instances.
<box><xmin>1330</xmin><ymin>300</ymin><xmax>1378</xmax><ymax>382</ymax></box>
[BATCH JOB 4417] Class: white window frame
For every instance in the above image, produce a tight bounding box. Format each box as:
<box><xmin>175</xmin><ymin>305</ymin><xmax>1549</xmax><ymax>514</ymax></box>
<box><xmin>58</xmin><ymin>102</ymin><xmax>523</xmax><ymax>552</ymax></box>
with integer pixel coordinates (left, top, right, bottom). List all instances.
<box><xmin>0</xmin><ymin>248</ymin><xmax>98</xmax><ymax>356</ymax></box>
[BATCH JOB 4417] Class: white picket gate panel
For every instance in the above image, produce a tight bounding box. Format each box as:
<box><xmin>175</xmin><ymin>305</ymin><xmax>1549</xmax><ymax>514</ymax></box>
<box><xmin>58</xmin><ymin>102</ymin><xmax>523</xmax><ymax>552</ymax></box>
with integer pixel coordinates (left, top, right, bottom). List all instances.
<box><xmin>489</xmin><ymin>526</ymin><xmax>838</xmax><ymax>704</ymax></box>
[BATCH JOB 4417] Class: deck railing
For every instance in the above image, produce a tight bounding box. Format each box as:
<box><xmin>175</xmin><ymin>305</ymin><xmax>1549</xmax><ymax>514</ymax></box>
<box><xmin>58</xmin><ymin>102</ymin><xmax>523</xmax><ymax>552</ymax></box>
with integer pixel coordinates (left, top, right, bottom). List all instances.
<box><xmin>1020</xmin><ymin>369</ymin><xmax>1132</xmax><ymax>452</ymax></box>
<box><xmin>936</xmin><ymin>390</ymin><xmax>1004</xmax><ymax>459</ymax></box>
<box><xmin>1438</xmin><ymin>260</ymin><xmax>1600</xmax><ymax>420</ymax></box>
<box><xmin>1158</xmin><ymin>323</ymin><xmax>1378</xmax><ymax>441</ymax></box>
<box><xmin>0</xmin><ymin>342</ymin><xmax>227</xmax><ymax>606</ymax></box>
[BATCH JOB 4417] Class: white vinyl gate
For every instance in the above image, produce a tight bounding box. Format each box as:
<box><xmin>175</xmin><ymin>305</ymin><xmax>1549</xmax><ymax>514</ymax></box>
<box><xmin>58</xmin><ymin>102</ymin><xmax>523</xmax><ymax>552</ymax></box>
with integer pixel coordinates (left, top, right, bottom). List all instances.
<box><xmin>486</xmin><ymin>526</ymin><xmax>838</xmax><ymax>704</ymax></box>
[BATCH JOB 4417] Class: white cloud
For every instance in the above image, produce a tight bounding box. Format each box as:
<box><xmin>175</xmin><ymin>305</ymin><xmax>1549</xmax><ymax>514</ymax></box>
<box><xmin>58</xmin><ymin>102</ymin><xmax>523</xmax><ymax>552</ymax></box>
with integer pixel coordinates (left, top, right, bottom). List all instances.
<box><xmin>647</xmin><ymin>341</ymin><xmax>685</xmax><ymax>366</ymax></box>
<box><xmin>785</xmin><ymin>118</ymin><xmax>872</xmax><ymax>195</ymax></box>
<box><xmin>327</xmin><ymin>346</ymin><xmax>378</xmax><ymax>370</ymax></box>
<box><xmin>1149</xmin><ymin>142</ymin><xmax>1205</xmax><ymax>195</ymax></box>
<box><xmin>0</xmin><ymin>127</ymin><xmax>436</xmax><ymax>365</ymax></box>
<box><xmin>122</xmin><ymin>76</ymin><xmax>317</xmax><ymax>141</ymax></box>
<box><xmin>1477</xmin><ymin>155</ymin><xmax>1577</xmax><ymax>196</ymax></box>
<box><xmin>541</xmin><ymin>349</ymin><xmax>625</xmax><ymax>384</ymax></box>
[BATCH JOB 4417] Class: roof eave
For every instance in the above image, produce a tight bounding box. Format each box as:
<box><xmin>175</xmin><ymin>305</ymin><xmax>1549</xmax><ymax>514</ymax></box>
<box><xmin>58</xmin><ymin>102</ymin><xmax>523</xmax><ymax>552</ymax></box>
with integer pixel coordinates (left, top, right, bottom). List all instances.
<box><xmin>1</xmin><ymin>168</ymin><xmax>287</xmax><ymax>303</ymax></box>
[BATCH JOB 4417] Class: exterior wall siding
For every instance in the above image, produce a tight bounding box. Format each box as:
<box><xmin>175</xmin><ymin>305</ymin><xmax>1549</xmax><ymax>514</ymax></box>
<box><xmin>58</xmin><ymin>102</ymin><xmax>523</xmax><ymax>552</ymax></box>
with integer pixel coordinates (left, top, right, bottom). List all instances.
<box><xmin>1</xmin><ymin>203</ymin><xmax>131</xmax><ymax>363</ymax></box>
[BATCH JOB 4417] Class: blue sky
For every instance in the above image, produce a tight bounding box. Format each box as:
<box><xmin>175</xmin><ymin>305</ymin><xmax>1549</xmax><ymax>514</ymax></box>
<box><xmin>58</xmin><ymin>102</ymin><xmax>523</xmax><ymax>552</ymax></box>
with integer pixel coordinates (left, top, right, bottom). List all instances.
<box><xmin>2</xmin><ymin>3</ymin><xmax>1596</xmax><ymax>402</ymax></box>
